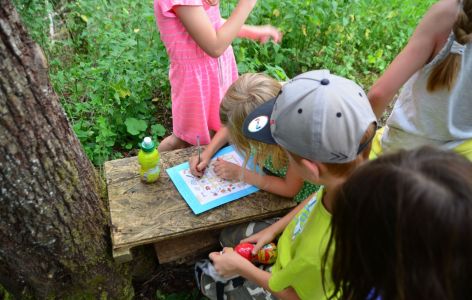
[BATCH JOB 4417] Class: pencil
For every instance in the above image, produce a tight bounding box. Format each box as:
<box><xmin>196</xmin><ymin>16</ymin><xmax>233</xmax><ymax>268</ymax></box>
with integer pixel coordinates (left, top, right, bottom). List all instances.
<box><xmin>197</xmin><ymin>135</ymin><xmax>201</xmax><ymax>165</ymax></box>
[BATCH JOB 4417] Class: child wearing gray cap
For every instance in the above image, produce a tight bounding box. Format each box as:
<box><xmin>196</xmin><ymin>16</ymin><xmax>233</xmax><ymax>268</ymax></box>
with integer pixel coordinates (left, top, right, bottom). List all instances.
<box><xmin>201</xmin><ymin>70</ymin><xmax>377</xmax><ymax>299</ymax></box>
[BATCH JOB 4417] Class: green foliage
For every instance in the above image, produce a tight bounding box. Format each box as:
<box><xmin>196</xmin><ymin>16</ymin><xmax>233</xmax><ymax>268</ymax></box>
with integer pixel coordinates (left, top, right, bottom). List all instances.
<box><xmin>0</xmin><ymin>284</ymin><xmax>14</xmax><ymax>300</ymax></box>
<box><xmin>125</xmin><ymin>118</ymin><xmax>148</xmax><ymax>136</ymax></box>
<box><xmin>222</xmin><ymin>0</ymin><xmax>434</xmax><ymax>85</ymax></box>
<box><xmin>14</xmin><ymin>0</ymin><xmax>168</xmax><ymax>165</ymax></box>
<box><xmin>14</xmin><ymin>0</ymin><xmax>434</xmax><ymax>165</ymax></box>
<box><xmin>151</xmin><ymin>124</ymin><xmax>167</xmax><ymax>139</ymax></box>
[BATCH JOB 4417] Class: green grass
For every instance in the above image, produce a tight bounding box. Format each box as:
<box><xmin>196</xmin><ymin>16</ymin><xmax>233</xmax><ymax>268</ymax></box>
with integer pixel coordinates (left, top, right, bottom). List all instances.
<box><xmin>13</xmin><ymin>0</ymin><xmax>434</xmax><ymax>166</ymax></box>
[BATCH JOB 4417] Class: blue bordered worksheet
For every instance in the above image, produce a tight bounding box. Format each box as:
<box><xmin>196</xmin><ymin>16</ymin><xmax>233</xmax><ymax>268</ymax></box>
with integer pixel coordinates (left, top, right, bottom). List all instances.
<box><xmin>166</xmin><ymin>145</ymin><xmax>259</xmax><ymax>214</ymax></box>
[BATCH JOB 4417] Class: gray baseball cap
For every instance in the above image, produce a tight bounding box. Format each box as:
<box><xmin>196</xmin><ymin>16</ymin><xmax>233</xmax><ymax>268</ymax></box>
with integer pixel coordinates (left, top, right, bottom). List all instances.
<box><xmin>243</xmin><ymin>70</ymin><xmax>377</xmax><ymax>163</ymax></box>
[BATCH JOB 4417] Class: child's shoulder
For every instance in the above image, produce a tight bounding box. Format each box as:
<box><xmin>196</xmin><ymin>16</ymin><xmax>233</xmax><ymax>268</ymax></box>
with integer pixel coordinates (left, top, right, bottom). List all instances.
<box><xmin>157</xmin><ymin>0</ymin><xmax>210</xmax><ymax>21</ymax></box>
<box><xmin>428</xmin><ymin>0</ymin><xmax>459</xmax><ymax>24</ymax></box>
<box><xmin>158</xmin><ymin>0</ymin><xmax>205</xmax><ymax>13</ymax></box>
<box><xmin>160</xmin><ymin>0</ymin><xmax>204</xmax><ymax>5</ymax></box>
<box><xmin>414</xmin><ymin>0</ymin><xmax>458</xmax><ymax>44</ymax></box>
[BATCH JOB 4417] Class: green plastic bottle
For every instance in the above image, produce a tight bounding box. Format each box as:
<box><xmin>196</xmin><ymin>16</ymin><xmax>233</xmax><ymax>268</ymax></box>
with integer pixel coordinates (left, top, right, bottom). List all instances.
<box><xmin>138</xmin><ymin>137</ymin><xmax>160</xmax><ymax>183</ymax></box>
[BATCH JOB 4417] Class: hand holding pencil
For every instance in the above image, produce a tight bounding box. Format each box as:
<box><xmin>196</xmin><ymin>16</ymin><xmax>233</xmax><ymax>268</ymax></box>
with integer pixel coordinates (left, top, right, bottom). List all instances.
<box><xmin>197</xmin><ymin>135</ymin><xmax>201</xmax><ymax>166</ymax></box>
<box><xmin>189</xmin><ymin>136</ymin><xmax>210</xmax><ymax>177</ymax></box>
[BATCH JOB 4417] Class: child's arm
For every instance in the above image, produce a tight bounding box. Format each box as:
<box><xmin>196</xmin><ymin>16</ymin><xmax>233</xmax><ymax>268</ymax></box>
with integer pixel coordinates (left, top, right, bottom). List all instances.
<box><xmin>209</xmin><ymin>195</ymin><xmax>316</xmax><ymax>298</ymax></box>
<box><xmin>241</xmin><ymin>194</ymin><xmax>315</xmax><ymax>254</ymax></box>
<box><xmin>213</xmin><ymin>158</ymin><xmax>304</xmax><ymax>198</ymax></box>
<box><xmin>189</xmin><ymin>127</ymin><xmax>230</xmax><ymax>177</ymax></box>
<box><xmin>209</xmin><ymin>249</ymin><xmax>300</xmax><ymax>300</ymax></box>
<box><xmin>368</xmin><ymin>0</ymin><xmax>457</xmax><ymax>118</ymax></box>
<box><xmin>237</xmin><ymin>24</ymin><xmax>282</xmax><ymax>43</ymax></box>
<box><xmin>219</xmin><ymin>18</ymin><xmax>282</xmax><ymax>43</ymax></box>
<box><xmin>175</xmin><ymin>0</ymin><xmax>257</xmax><ymax>57</ymax></box>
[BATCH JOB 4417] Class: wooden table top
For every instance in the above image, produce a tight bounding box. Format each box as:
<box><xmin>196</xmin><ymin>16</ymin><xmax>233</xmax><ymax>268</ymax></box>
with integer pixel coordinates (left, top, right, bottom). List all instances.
<box><xmin>104</xmin><ymin>146</ymin><xmax>296</xmax><ymax>261</ymax></box>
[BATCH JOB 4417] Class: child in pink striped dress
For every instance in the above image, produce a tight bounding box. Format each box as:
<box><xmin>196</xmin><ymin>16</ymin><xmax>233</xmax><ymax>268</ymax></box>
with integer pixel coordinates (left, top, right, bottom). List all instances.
<box><xmin>154</xmin><ymin>0</ymin><xmax>281</xmax><ymax>151</ymax></box>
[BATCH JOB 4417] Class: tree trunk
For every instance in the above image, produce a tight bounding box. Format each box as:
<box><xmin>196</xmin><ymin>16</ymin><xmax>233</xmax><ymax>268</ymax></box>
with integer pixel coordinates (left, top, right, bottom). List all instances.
<box><xmin>0</xmin><ymin>1</ymin><xmax>133</xmax><ymax>298</ymax></box>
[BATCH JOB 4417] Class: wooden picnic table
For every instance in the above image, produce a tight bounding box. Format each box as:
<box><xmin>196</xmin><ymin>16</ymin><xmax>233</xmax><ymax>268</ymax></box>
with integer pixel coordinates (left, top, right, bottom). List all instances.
<box><xmin>104</xmin><ymin>146</ymin><xmax>296</xmax><ymax>263</ymax></box>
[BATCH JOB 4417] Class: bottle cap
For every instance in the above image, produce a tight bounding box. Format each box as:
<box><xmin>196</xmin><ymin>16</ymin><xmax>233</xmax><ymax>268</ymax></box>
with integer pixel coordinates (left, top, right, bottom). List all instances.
<box><xmin>140</xmin><ymin>137</ymin><xmax>156</xmax><ymax>152</ymax></box>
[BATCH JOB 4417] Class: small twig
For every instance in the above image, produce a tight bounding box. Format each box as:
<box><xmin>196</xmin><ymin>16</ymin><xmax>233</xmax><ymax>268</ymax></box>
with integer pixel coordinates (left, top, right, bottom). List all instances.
<box><xmin>45</xmin><ymin>0</ymin><xmax>55</xmax><ymax>43</ymax></box>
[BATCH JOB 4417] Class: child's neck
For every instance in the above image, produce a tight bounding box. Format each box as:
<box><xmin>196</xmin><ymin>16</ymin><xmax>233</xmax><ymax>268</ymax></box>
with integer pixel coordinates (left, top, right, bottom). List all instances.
<box><xmin>321</xmin><ymin>176</ymin><xmax>345</xmax><ymax>213</ymax></box>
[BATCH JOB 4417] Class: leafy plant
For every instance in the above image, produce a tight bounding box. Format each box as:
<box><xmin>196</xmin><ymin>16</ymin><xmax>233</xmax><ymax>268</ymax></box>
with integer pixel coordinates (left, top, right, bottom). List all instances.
<box><xmin>15</xmin><ymin>0</ymin><xmax>169</xmax><ymax>165</ymax></box>
<box><xmin>0</xmin><ymin>284</ymin><xmax>14</xmax><ymax>300</ymax></box>
<box><xmin>125</xmin><ymin>118</ymin><xmax>148</xmax><ymax>136</ymax></box>
<box><xmin>223</xmin><ymin>0</ymin><xmax>434</xmax><ymax>87</ymax></box>
<box><xmin>14</xmin><ymin>0</ymin><xmax>434</xmax><ymax>166</ymax></box>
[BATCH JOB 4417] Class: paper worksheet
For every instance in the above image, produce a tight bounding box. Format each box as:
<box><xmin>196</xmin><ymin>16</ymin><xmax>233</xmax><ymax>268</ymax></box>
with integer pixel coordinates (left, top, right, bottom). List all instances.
<box><xmin>166</xmin><ymin>145</ymin><xmax>259</xmax><ymax>214</ymax></box>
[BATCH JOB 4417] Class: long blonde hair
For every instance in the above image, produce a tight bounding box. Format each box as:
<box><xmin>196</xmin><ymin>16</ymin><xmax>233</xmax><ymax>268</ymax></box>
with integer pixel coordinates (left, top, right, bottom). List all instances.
<box><xmin>220</xmin><ymin>73</ymin><xmax>287</xmax><ymax>169</ymax></box>
<box><xmin>427</xmin><ymin>0</ymin><xmax>472</xmax><ymax>91</ymax></box>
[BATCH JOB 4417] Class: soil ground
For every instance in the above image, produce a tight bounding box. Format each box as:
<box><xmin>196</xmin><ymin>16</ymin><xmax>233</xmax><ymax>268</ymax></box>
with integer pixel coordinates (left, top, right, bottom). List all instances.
<box><xmin>131</xmin><ymin>244</ymin><xmax>216</xmax><ymax>300</ymax></box>
<box><xmin>133</xmin><ymin>262</ymin><xmax>200</xmax><ymax>299</ymax></box>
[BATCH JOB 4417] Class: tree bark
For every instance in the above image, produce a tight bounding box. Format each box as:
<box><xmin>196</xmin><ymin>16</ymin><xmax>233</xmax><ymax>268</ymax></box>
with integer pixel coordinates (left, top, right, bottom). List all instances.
<box><xmin>0</xmin><ymin>0</ymin><xmax>132</xmax><ymax>298</ymax></box>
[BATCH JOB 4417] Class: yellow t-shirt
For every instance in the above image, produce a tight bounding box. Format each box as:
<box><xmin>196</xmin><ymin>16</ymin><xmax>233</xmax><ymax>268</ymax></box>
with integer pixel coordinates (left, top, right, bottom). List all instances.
<box><xmin>370</xmin><ymin>126</ymin><xmax>472</xmax><ymax>161</ymax></box>
<box><xmin>269</xmin><ymin>187</ymin><xmax>334</xmax><ymax>299</ymax></box>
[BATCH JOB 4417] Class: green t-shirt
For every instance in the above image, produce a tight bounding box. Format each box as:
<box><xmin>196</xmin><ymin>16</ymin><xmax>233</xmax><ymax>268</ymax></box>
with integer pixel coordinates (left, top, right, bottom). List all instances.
<box><xmin>269</xmin><ymin>187</ymin><xmax>334</xmax><ymax>299</ymax></box>
<box><xmin>264</xmin><ymin>156</ymin><xmax>319</xmax><ymax>202</ymax></box>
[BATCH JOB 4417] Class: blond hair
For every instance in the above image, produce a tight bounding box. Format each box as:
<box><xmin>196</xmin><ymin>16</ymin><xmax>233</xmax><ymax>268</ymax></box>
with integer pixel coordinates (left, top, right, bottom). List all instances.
<box><xmin>427</xmin><ymin>0</ymin><xmax>472</xmax><ymax>91</ymax></box>
<box><xmin>220</xmin><ymin>73</ymin><xmax>287</xmax><ymax>169</ymax></box>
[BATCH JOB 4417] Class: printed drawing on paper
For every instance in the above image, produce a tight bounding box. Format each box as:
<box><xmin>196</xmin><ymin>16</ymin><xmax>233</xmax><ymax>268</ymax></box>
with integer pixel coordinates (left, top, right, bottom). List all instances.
<box><xmin>179</xmin><ymin>152</ymin><xmax>253</xmax><ymax>205</ymax></box>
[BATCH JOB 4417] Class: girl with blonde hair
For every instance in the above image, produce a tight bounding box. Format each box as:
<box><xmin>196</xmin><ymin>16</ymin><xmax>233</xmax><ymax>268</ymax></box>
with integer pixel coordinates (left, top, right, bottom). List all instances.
<box><xmin>189</xmin><ymin>73</ymin><xmax>318</xmax><ymax>202</ymax></box>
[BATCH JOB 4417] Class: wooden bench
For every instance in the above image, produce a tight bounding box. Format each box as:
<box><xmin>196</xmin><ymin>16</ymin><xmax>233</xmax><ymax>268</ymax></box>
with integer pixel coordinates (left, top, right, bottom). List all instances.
<box><xmin>104</xmin><ymin>146</ymin><xmax>296</xmax><ymax>264</ymax></box>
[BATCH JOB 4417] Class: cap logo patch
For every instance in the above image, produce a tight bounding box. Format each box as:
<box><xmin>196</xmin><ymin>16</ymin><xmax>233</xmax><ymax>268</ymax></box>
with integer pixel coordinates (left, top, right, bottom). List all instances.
<box><xmin>248</xmin><ymin>116</ymin><xmax>269</xmax><ymax>133</ymax></box>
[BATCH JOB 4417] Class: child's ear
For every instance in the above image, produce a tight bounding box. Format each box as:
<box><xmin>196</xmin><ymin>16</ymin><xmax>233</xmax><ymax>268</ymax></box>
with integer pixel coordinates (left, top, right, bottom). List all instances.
<box><xmin>316</xmin><ymin>163</ymin><xmax>330</xmax><ymax>177</ymax></box>
<box><xmin>299</xmin><ymin>158</ymin><xmax>321</xmax><ymax>182</ymax></box>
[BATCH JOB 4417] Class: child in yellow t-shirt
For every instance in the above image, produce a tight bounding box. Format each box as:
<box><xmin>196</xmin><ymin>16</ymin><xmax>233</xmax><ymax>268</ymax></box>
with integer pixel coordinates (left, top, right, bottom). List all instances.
<box><xmin>199</xmin><ymin>70</ymin><xmax>377</xmax><ymax>299</ymax></box>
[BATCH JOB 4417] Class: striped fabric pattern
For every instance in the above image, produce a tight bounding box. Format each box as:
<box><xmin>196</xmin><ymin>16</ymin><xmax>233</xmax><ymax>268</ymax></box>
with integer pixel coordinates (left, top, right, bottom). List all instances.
<box><xmin>154</xmin><ymin>0</ymin><xmax>238</xmax><ymax>145</ymax></box>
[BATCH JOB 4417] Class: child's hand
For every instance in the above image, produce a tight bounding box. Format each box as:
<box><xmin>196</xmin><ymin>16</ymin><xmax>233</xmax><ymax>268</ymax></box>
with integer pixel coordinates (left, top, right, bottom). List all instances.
<box><xmin>253</xmin><ymin>25</ymin><xmax>282</xmax><ymax>44</ymax></box>
<box><xmin>213</xmin><ymin>158</ymin><xmax>243</xmax><ymax>181</ymax></box>
<box><xmin>241</xmin><ymin>226</ymin><xmax>277</xmax><ymax>255</ymax></box>
<box><xmin>189</xmin><ymin>154</ymin><xmax>210</xmax><ymax>177</ymax></box>
<box><xmin>209</xmin><ymin>247</ymin><xmax>251</xmax><ymax>277</ymax></box>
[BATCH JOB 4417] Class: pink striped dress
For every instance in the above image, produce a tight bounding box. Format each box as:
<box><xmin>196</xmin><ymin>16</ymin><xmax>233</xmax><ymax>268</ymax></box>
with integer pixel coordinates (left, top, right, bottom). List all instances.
<box><xmin>154</xmin><ymin>0</ymin><xmax>239</xmax><ymax>145</ymax></box>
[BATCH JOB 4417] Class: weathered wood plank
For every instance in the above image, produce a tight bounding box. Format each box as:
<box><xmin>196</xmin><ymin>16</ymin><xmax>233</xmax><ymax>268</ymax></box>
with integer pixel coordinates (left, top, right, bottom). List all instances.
<box><xmin>112</xmin><ymin>247</ymin><xmax>133</xmax><ymax>264</ymax></box>
<box><xmin>154</xmin><ymin>230</ymin><xmax>220</xmax><ymax>264</ymax></box>
<box><xmin>105</xmin><ymin>147</ymin><xmax>296</xmax><ymax>260</ymax></box>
